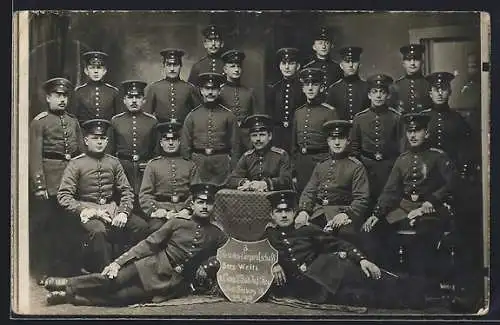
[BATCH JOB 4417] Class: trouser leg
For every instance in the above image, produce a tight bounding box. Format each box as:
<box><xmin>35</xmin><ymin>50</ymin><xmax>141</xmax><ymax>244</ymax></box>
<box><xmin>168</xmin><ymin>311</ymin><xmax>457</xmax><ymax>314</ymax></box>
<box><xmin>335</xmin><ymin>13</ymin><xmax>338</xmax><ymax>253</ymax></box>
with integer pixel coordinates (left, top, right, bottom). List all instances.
<box><xmin>147</xmin><ymin>218</ymin><xmax>167</xmax><ymax>234</ymax></box>
<box><xmin>81</xmin><ymin>219</ymin><xmax>112</xmax><ymax>273</ymax></box>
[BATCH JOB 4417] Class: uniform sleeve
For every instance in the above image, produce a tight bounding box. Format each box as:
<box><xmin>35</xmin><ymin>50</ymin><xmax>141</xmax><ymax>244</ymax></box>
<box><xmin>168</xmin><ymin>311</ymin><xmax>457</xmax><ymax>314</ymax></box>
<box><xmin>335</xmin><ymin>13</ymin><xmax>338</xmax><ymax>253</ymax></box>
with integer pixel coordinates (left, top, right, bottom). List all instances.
<box><xmin>114</xmin><ymin>161</ymin><xmax>135</xmax><ymax>215</ymax></box>
<box><xmin>143</xmin><ymin>83</ymin><xmax>156</xmax><ymax>114</ymax></box>
<box><xmin>114</xmin><ymin>219</ymin><xmax>176</xmax><ymax>266</ymax></box>
<box><xmin>267</xmin><ymin>152</ymin><xmax>292</xmax><ymax>191</ymax></box>
<box><xmin>57</xmin><ymin>160</ymin><xmax>84</xmax><ymax>216</ymax></box>
<box><xmin>349</xmin><ymin>118</ymin><xmax>362</xmax><ymax>157</ymax></box>
<box><xmin>138</xmin><ymin>163</ymin><xmax>158</xmax><ymax>217</ymax></box>
<box><xmin>228</xmin><ymin>114</ymin><xmax>241</xmax><ymax>169</ymax></box>
<box><xmin>188</xmin><ymin>64</ymin><xmax>199</xmax><ymax>85</ymax></box>
<box><xmin>226</xmin><ymin>155</ymin><xmax>249</xmax><ymax>189</ymax></box>
<box><xmin>29</xmin><ymin>119</ymin><xmax>46</xmax><ymax>192</ymax></box>
<box><xmin>424</xmin><ymin>154</ymin><xmax>457</xmax><ymax>206</ymax></box>
<box><xmin>373</xmin><ymin>159</ymin><xmax>404</xmax><ymax>218</ymax></box>
<box><xmin>396</xmin><ymin>115</ymin><xmax>406</xmax><ymax>155</ymax></box>
<box><xmin>106</xmin><ymin>121</ymin><xmax>116</xmax><ymax>155</ymax></box>
<box><xmin>328</xmin><ymin>107</ymin><xmax>339</xmax><ymax>120</ymax></box>
<box><xmin>345</xmin><ymin>164</ymin><xmax>370</xmax><ymax>224</ymax></box>
<box><xmin>180</xmin><ymin>113</ymin><xmax>194</xmax><ymax>160</ymax></box>
<box><xmin>314</xmin><ymin>226</ymin><xmax>368</xmax><ymax>264</ymax></box>
<box><xmin>75</xmin><ymin>121</ymin><xmax>85</xmax><ymax>154</ymax></box>
<box><xmin>198</xmin><ymin>230</ymin><xmax>229</xmax><ymax>278</ymax></box>
<box><xmin>388</xmin><ymin>83</ymin><xmax>401</xmax><ymax>111</ymax></box>
<box><xmin>298</xmin><ymin>164</ymin><xmax>320</xmax><ymax>214</ymax></box>
<box><xmin>264</xmin><ymin>83</ymin><xmax>274</xmax><ymax>117</ymax></box>
<box><xmin>189</xmin><ymin>85</ymin><xmax>202</xmax><ymax>110</ymax></box>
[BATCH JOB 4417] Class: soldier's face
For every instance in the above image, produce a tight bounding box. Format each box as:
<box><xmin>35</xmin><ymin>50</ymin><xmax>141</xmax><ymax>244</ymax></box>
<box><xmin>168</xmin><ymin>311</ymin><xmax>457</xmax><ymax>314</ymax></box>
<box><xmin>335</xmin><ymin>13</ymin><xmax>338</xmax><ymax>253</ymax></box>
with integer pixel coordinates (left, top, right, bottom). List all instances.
<box><xmin>191</xmin><ymin>197</ymin><xmax>214</xmax><ymax>218</ymax></box>
<box><xmin>164</xmin><ymin>62</ymin><xmax>181</xmax><ymax>79</ymax></box>
<box><xmin>203</xmin><ymin>38</ymin><xmax>224</xmax><ymax>55</ymax></box>
<box><xmin>279</xmin><ymin>61</ymin><xmax>300</xmax><ymax>78</ymax></box>
<box><xmin>312</xmin><ymin>40</ymin><xmax>332</xmax><ymax>57</ymax></box>
<box><xmin>327</xmin><ymin>136</ymin><xmax>349</xmax><ymax>154</ymax></box>
<box><xmin>340</xmin><ymin>60</ymin><xmax>360</xmax><ymax>76</ymax></box>
<box><xmin>368</xmin><ymin>87</ymin><xmax>389</xmax><ymax>107</ymax></box>
<box><xmin>250</xmin><ymin>130</ymin><xmax>272</xmax><ymax>150</ymax></box>
<box><xmin>200</xmin><ymin>86</ymin><xmax>221</xmax><ymax>103</ymax></box>
<box><xmin>84</xmin><ymin>65</ymin><xmax>107</xmax><ymax>82</ymax></box>
<box><xmin>302</xmin><ymin>81</ymin><xmax>323</xmax><ymax>100</ymax></box>
<box><xmin>46</xmin><ymin>92</ymin><xmax>68</xmax><ymax>111</ymax></box>
<box><xmin>429</xmin><ymin>86</ymin><xmax>451</xmax><ymax>105</ymax></box>
<box><xmin>160</xmin><ymin>137</ymin><xmax>180</xmax><ymax>153</ymax></box>
<box><xmin>406</xmin><ymin>129</ymin><xmax>428</xmax><ymax>147</ymax></box>
<box><xmin>123</xmin><ymin>94</ymin><xmax>145</xmax><ymax>113</ymax></box>
<box><xmin>223</xmin><ymin>63</ymin><xmax>242</xmax><ymax>80</ymax></box>
<box><xmin>402</xmin><ymin>58</ymin><xmax>422</xmax><ymax>75</ymax></box>
<box><xmin>84</xmin><ymin>134</ymin><xmax>108</xmax><ymax>153</ymax></box>
<box><xmin>271</xmin><ymin>207</ymin><xmax>295</xmax><ymax>227</ymax></box>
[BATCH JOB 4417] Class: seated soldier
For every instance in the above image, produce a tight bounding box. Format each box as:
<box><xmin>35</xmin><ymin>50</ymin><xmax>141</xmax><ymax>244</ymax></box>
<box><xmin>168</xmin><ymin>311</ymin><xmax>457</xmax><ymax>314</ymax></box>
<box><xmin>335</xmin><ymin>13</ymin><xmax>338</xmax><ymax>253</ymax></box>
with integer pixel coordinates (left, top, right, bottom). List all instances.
<box><xmin>263</xmin><ymin>190</ymin><xmax>446</xmax><ymax>309</ymax></box>
<box><xmin>139</xmin><ymin>121</ymin><xmax>197</xmax><ymax>234</ymax></box>
<box><xmin>44</xmin><ymin>183</ymin><xmax>228</xmax><ymax>306</ymax></box>
<box><xmin>362</xmin><ymin>113</ymin><xmax>457</xmax><ymax>277</ymax></box>
<box><xmin>57</xmin><ymin>119</ymin><xmax>149</xmax><ymax>273</ymax></box>
<box><xmin>227</xmin><ymin>114</ymin><xmax>292</xmax><ymax>191</ymax></box>
<box><xmin>295</xmin><ymin>120</ymin><xmax>373</xmax><ymax>254</ymax></box>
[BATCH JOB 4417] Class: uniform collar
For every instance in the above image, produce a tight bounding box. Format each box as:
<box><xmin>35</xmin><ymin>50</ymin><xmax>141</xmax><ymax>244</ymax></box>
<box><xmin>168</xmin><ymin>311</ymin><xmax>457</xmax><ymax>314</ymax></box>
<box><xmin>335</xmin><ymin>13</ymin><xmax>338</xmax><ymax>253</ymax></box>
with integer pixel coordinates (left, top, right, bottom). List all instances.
<box><xmin>255</xmin><ymin>143</ymin><xmax>272</xmax><ymax>155</ymax></box>
<box><xmin>330</xmin><ymin>151</ymin><xmax>349</xmax><ymax>160</ymax></box>
<box><xmin>225</xmin><ymin>79</ymin><xmax>241</xmax><ymax>86</ymax></box>
<box><xmin>165</xmin><ymin>76</ymin><xmax>180</xmax><ymax>82</ymax></box>
<box><xmin>343</xmin><ymin>74</ymin><xmax>360</xmax><ymax>82</ymax></box>
<box><xmin>204</xmin><ymin>100</ymin><xmax>221</xmax><ymax>109</ymax></box>
<box><xmin>161</xmin><ymin>151</ymin><xmax>181</xmax><ymax>158</ymax></box>
<box><xmin>370</xmin><ymin>104</ymin><xmax>389</xmax><ymax>113</ymax></box>
<box><xmin>87</xmin><ymin>80</ymin><xmax>104</xmax><ymax>85</ymax></box>
<box><xmin>126</xmin><ymin>110</ymin><xmax>143</xmax><ymax>116</ymax></box>
<box><xmin>191</xmin><ymin>214</ymin><xmax>212</xmax><ymax>226</ymax></box>
<box><xmin>409</xmin><ymin>142</ymin><xmax>430</xmax><ymax>153</ymax></box>
<box><xmin>86</xmin><ymin>151</ymin><xmax>105</xmax><ymax>159</ymax></box>
<box><xmin>405</xmin><ymin>72</ymin><xmax>424</xmax><ymax>80</ymax></box>
<box><xmin>48</xmin><ymin>109</ymin><xmax>66</xmax><ymax>116</ymax></box>
<box><xmin>306</xmin><ymin>98</ymin><xmax>323</xmax><ymax>106</ymax></box>
<box><xmin>432</xmin><ymin>103</ymin><xmax>451</xmax><ymax>112</ymax></box>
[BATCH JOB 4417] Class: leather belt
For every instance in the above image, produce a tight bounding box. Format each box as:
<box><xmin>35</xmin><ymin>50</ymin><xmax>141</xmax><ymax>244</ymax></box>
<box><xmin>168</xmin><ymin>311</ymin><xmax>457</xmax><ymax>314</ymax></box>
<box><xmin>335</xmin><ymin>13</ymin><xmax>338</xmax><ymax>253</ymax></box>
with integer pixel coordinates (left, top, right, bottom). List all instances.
<box><xmin>361</xmin><ymin>150</ymin><xmax>395</xmax><ymax>161</ymax></box>
<box><xmin>43</xmin><ymin>152</ymin><xmax>74</xmax><ymax>161</ymax></box>
<box><xmin>192</xmin><ymin>148</ymin><xmax>230</xmax><ymax>156</ymax></box>
<box><xmin>315</xmin><ymin>198</ymin><xmax>350</xmax><ymax>206</ymax></box>
<box><xmin>156</xmin><ymin>194</ymin><xmax>189</xmax><ymax>203</ymax></box>
<box><xmin>403</xmin><ymin>193</ymin><xmax>423</xmax><ymax>202</ymax></box>
<box><xmin>117</xmin><ymin>153</ymin><xmax>142</xmax><ymax>162</ymax></box>
<box><xmin>297</xmin><ymin>147</ymin><xmax>329</xmax><ymax>155</ymax></box>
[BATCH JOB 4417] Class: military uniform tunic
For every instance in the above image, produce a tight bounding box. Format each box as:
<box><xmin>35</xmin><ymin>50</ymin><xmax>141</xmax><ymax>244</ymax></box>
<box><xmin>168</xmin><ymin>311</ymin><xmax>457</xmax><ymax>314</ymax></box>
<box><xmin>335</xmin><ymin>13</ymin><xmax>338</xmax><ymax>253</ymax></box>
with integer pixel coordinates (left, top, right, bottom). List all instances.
<box><xmin>139</xmin><ymin>154</ymin><xmax>197</xmax><ymax>233</ymax></box>
<box><xmin>390</xmin><ymin>73</ymin><xmax>432</xmax><ymax>114</ymax></box>
<box><xmin>265</xmin><ymin>77</ymin><xmax>306</xmax><ymax>153</ymax></box>
<box><xmin>180</xmin><ymin>102</ymin><xmax>240</xmax><ymax>184</ymax></box>
<box><xmin>421</xmin><ymin>105</ymin><xmax>472</xmax><ymax>168</ymax></box>
<box><xmin>66</xmin><ymin>215</ymin><xmax>228</xmax><ymax>306</ymax></box>
<box><xmin>143</xmin><ymin>77</ymin><xmax>201</xmax><ymax>124</ymax></box>
<box><xmin>227</xmin><ymin>145</ymin><xmax>293</xmax><ymax>190</ymax></box>
<box><xmin>187</xmin><ymin>54</ymin><xmax>225</xmax><ymax>86</ymax></box>
<box><xmin>30</xmin><ymin>110</ymin><xmax>83</xmax><ymax>195</ymax></box>
<box><xmin>291</xmin><ymin>101</ymin><xmax>338</xmax><ymax>193</ymax></box>
<box><xmin>303</xmin><ymin>57</ymin><xmax>343</xmax><ymax>88</ymax></box>
<box><xmin>57</xmin><ymin>153</ymin><xmax>148</xmax><ymax>272</ymax></box>
<box><xmin>72</xmin><ymin>81</ymin><xmax>121</xmax><ymax>123</ymax></box>
<box><xmin>326</xmin><ymin>75</ymin><xmax>370</xmax><ymax>121</ymax></box>
<box><xmin>110</xmin><ymin>111</ymin><xmax>158</xmax><ymax>194</ymax></box>
<box><xmin>350</xmin><ymin>106</ymin><xmax>404</xmax><ymax>201</ymax></box>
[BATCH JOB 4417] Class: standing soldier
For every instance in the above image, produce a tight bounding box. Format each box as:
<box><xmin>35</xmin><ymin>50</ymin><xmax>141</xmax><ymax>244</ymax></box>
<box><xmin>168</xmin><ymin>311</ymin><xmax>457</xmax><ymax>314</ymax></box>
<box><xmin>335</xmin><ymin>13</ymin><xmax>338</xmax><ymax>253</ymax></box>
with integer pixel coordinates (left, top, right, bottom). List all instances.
<box><xmin>72</xmin><ymin>51</ymin><xmax>121</xmax><ymax>123</ymax></box>
<box><xmin>302</xmin><ymin>26</ymin><xmax>343</xmax><ymax>89</ymax></box>
<box><xmin>350</xmin><ymin>74</ymin><xmax>404</xmax><ymax>207</ymax></box>
<box><xmin>219</xmin><ymin>49</ymin><xmax>256</xmax><ymax>152</ymax></box>
<box><xmin>325</xmin><ymin>46</ymin><xmax>370</xmax><ymax>122</ymax></box>
<box><xmin>266</xmin><ymin>47</ymin><xmax>306</xmax><ymax>153</ymax></box>
<box><xmin>296</xmin><ymin>120</ymin><xmax>371</xmax><ymax>251</ymax></box>
<box><xmin>391</xmin><ymin>44</ymin><xmax>432</xmax><ymax>114</ymax></box>
<box><xmin>362</xmin><ymin>113</ymin><xmax>457</xmax><ymax>276</ymax></box>
<box><xmin>181</xmin><ymin>72</ymin><xmax>240</xmax><ymax>185</ymax></box>
<box><xmin>30</xmin><ymin>78</ymin><xmax>83</xmax><ymax>282</ymax></box>
<box><xmin>57</xmin><ymin>119</ymin><xmax>149</xmax><ymax>273</ymax></box>
<box><xmin>143</xmin><ymin>48</ymin><xmax>201</xmax><ymax>124</ymax></box>
<box><xmin>110</xmin><ymin>80</ymin><xmax>158</xmax><ymax>199</ymax></box>
<box><xmin>227</xmin><ymin>114</ymin><xmax>293</xmax><ymax>191</ymax></box>
<box><xmin>421</xmin><ymin>72</ymin><xmax>473</xmax><ymax>173</ymax></box>
<box><xmin>292</xmin><ymin>68</ymin><xmax>338</xmax><ymax>194</ymax></box>
<box><xmin>188</xmin><ymin>25</ymin><xmax>225</xmax><ymax>86</ymax></box>
<box><xmin>139</xmin><ymin>121</ymin><xmax>197</xmax><ymax>234</ymax></box>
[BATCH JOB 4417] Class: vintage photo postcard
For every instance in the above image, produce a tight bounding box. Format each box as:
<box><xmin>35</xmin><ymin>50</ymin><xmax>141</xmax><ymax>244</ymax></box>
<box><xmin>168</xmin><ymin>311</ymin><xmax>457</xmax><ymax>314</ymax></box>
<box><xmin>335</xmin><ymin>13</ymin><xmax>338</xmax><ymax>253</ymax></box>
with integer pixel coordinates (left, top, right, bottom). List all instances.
<box><xmin>12</xmin><ymin>10</ymin><xmax>491</xmax><ymax>318</ymax></box>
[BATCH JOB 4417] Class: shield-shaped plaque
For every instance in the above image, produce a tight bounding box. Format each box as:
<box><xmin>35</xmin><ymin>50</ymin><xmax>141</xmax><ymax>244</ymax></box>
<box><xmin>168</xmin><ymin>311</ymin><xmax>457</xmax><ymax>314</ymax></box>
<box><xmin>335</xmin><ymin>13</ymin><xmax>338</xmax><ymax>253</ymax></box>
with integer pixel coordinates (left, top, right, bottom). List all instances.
<box><xmin>216</xmin><ymin>237</ymin><xmax>278</xmax><ymax>303</ymax></box>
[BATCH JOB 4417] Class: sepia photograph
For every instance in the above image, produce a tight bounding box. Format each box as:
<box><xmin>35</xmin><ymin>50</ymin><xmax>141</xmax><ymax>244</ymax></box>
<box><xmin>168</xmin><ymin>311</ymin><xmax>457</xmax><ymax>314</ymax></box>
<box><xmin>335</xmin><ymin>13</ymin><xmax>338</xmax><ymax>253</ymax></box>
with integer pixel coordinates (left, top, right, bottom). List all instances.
<box><xmin>11</xmin><ymin>10</ymin><xmax>491</xmax><ymax>318</ymax></box>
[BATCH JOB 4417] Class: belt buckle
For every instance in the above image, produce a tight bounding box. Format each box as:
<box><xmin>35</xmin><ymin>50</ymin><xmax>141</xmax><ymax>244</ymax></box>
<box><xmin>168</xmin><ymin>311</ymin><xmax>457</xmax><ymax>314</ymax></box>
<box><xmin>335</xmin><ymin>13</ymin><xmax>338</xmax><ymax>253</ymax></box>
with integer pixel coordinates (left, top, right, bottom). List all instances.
<box><xmin>64</xmin><ymin>154</ymin><xmax>72</xmax><ymax>161</ymax></box>
<box><xmin>174</xmin><ymin>265</ymin><xmax>183</xmax><ymax>273</ymax></box>
<box><xmin>132</xmin><ymin>154</ymin><xmax>140</xmax><ymax>162</ymax></box>
<box><xmin>301</xmin><ymin>147</ymin><xmax>307</xmax><ymax>154</ymax></box>
<box><xmin>299</xmin><ymin>263</ymin><xmax>307</xmax><ymax>272</ymax></box>
<box><xmin>410</xmin><ymin>193</ymin><xmax>419</xmax><ymax>202</ymax></box>
<box><xmin>322</xmin><ymin>199</ymin><xmax>329</xmax><ymax>206</ymax></box>
<box><xmin>171</xmin><ymin>195</ymin><xmax>179</xmax><ymax>203</ymax></box>
<box><xmin>205</xmin><ymin>148</ymin><xmax>213</xmax><ymax>155</ymax></box>
<box><xmin>170</xmin><ymin>118</ymin><xmax>177</xmax><ymax>123</ymax></box>
<box><xmin>283</xmin><ymin>121</ymin><xmax>289</xmax><ymax>128</ymax></box>
<box><xmin>375</xmin><ymin>152</ymin><xmax>383</xmax><ymax>161</ymax></box>
<box><xmin>338</xmin><ymin>251</ymin><xmax>347</xmax><ymax>259</ymax></box>
<box><xmin>99</xmin><ymin>198</ymin><xmax>106</xmax><ymax>205</ymax></box>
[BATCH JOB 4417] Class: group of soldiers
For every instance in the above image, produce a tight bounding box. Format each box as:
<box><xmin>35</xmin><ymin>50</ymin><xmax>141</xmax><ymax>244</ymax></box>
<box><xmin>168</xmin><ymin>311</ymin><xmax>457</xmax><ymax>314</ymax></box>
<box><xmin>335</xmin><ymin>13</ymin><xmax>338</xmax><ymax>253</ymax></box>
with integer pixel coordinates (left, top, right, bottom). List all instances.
<box><xmin>29</xmin><ymin>24</ymin><xmax>481</xmax><ymax>310</ymax></box>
